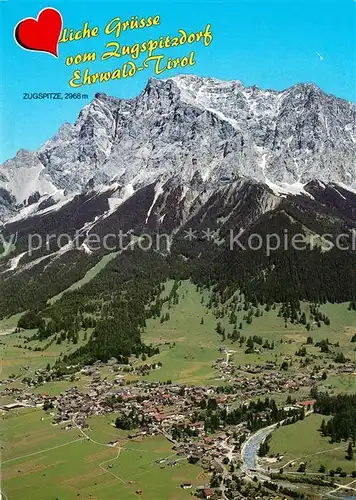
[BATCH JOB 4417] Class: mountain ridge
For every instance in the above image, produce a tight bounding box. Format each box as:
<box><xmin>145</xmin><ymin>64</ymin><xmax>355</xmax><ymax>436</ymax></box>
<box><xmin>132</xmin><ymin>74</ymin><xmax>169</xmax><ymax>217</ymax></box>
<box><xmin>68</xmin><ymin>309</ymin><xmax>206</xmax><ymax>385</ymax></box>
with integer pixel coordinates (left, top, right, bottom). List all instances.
<box><xmin>1</xmin><ymin>74</ymin><xmax>355</xmax><ymax>223</ymax></box>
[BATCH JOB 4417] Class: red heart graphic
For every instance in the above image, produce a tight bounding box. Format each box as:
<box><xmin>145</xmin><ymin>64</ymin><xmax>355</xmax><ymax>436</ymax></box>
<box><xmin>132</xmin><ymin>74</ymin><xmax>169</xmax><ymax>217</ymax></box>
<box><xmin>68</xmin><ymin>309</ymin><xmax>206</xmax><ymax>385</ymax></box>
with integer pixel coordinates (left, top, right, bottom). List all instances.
<box><xmin>14</xmin><ymin>8</ymin><xmax>62</xmax><ymax>57</ymax></box>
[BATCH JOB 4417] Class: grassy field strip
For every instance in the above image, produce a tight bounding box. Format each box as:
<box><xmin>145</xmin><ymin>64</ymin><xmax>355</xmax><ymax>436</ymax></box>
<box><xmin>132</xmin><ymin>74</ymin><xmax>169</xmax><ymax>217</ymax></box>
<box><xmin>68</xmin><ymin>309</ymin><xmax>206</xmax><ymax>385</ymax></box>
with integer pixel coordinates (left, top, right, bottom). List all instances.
<box><xmin>73</xmin><ymin>419</ymin><xmax>110</xmax><ymax>447</ymax></box>
<box><xmin>98</xmin><ymin>449</ymin><xmax>130</xmax><ymax>491</ymax></box>
<box><xmin>125</xmin><ymin>451</ymin><xmax>179</xmax><ymax>482</ymax></box>
<box><xmin>0</xmin><ymin>366</ymin><xmax>34</xmax><ymax>381</ymax></box>
<box><xmin>77</xmin><ymin>421</ymin><xmax>151</xmax><ymax>500</ymax></box>
<box><xmin>78</xmin><ymin>418</ymin><xmax>187</xmax><ymax>494</ymax></box>
<box><xmin>98</xmin><ymin>449</ymin><xmax>152</xmax><ymax>500</ymax></box>
<box><xmin>276</xmin><ymin>445</ymin><xmax>345</xmax><ymax>471</ymax></box>
<box><xmin>74</xmin><ymin>419</ymin><xmax>144</xmax><ymax>499</ymax></box>
<box><xmin>1</xmin><ymin>414</ymin><xmax>52</xmax><ymax>431</ymax></box>
<box><xmin>0</xmin><ymin>313</ymin><xmax>25</xmax><ymax>330</ymax></box>
<box><xmin>48</xmin><ymin>252</ymin><xmax>119</xmax><ymax>304</ymax></box>
<box><xmin>2</xmin><ymin>437</ymin><xmax>86</xmax><ymax>464</ymax></box>
<box><xmin>124</xmin><ymin>447</ymin><xmax>156</xmax><ymax>453</ymax></box>
<box><xmin>142</xmin><ymin>281</ymin><xmax>222</xmax><ymax>385</ymax></box>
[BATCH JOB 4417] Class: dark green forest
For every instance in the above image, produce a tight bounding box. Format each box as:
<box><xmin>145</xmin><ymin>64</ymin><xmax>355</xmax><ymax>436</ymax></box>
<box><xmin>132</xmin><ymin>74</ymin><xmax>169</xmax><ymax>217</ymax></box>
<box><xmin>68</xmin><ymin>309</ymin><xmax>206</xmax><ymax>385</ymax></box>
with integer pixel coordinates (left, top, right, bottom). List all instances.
<box><xmin>315</xmin><ymin>393</ymin><xmax>356</xmax><ymax>444</ymax></box>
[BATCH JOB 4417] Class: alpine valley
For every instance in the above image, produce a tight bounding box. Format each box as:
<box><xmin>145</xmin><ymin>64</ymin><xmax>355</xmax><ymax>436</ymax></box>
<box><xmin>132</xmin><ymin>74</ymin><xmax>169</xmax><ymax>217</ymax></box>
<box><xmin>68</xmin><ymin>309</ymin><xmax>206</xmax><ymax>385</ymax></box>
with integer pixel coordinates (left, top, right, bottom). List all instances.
<box><xmin>1</xmin><ymin>75</ymin><xmax>356</xmax><ymax>500</ymax></box>
<box><xmin>1</xmin><ymin>74</ymin><xmax>356</xmax><ymax>311</ymax></box>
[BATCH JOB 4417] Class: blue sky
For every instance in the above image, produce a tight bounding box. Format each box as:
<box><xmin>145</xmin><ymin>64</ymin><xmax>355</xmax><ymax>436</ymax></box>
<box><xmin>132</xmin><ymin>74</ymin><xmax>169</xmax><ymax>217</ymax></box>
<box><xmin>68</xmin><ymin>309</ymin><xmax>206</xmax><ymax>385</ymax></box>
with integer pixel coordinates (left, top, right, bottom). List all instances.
<box><xmin>0</xmin><ymin>0</ymin><xmax>355</xmax><ymax>163</ymax></box>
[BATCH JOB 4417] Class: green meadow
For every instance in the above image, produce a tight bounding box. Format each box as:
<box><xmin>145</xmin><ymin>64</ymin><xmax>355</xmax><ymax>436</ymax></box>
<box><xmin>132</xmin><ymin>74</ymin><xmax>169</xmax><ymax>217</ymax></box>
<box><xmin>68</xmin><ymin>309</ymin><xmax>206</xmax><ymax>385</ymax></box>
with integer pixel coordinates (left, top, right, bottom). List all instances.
<box><xmin>138</xmin><ymin>281</ymin><xmax>356</xmax><ymax>392</ymax></box>
<box><xmin>1</xmin><ymin>410</ymin><xmax>209</xmax><ymax>500</ymax></box>
<box><xmin>268</xmin><ymin>414</ymin><xmax>355</xmax><ymax>474</ymax></box>
<box><xmin>140</xmin><ymin>281</ymin><xmax>222</xmax><ymax>385</ymax></box>
<box><xmin>0</xmin><ymin>328</ymin><xmax>89</xmax><ymax>381</ymax></box>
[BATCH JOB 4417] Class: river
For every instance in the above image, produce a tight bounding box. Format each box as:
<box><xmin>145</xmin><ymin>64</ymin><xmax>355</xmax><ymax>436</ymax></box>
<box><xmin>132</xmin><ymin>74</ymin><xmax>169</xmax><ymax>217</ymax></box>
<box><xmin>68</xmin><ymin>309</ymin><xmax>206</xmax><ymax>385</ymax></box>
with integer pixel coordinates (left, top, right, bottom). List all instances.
<box><xmin>241</xmin><ymin>424</ymin><xmax>277</xmax><ymax>470</ymax></box>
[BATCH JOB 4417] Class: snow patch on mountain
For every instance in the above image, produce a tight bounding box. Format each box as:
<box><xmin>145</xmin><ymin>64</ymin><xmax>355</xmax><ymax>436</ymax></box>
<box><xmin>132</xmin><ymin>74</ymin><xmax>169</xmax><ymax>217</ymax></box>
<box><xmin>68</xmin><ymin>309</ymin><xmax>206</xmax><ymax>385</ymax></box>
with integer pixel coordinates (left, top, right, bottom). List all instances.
<box><xmin>0</xmin><ymin>150</ymin><xmax>58</xmax><ymax>206</ymax></box>
<box><xmin>146</xmin><ymin>182</ymin><xmax>164</xmax><ymax>223</ymax></box>
<box><xmin>265</xmin><ymin>179</ymin><xmax>314</xmax><ymax>199</ymax></box>
<box><xmin>335</xmin><ymin>182</ymin><xmax>356</xmax><ymax>196</ymax></box>
<box><xmin>6</xmin><ymin>251</ymin><xmax>27</xmax><ymax>272</ymax></box>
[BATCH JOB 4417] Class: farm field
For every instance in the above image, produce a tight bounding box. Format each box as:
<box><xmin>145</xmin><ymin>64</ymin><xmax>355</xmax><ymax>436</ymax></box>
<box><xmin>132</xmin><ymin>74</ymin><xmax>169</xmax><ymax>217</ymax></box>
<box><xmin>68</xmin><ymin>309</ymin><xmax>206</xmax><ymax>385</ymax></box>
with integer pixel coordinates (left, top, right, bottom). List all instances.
<box><xmin>2</xmin><ymin>410</ymin><xmax>209</xmax><ymax>500</ymax></box>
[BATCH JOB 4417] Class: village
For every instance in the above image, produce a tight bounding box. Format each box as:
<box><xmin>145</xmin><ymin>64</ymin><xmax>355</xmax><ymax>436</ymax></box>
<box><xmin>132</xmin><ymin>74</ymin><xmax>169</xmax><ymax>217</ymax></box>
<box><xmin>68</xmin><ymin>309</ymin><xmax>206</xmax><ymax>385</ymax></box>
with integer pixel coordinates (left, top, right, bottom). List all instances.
<box><xmin>0</xmin><ymin>379</ymin><xmax>310</xmax><ymax>499</ymax></box>
<box><xmin>3</xmin><ymin>343</ymin><xmax>349</xmax><ymax>499</ymax></box>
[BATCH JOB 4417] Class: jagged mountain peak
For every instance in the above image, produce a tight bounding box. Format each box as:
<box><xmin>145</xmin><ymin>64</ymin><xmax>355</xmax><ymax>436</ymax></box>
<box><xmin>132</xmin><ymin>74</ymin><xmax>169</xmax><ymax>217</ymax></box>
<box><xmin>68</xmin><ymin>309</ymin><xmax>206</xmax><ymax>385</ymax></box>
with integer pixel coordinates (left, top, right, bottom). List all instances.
<box><xmin>0</xmin><ymin>74</ymin><xmax>355</xmax><ymax>222</ymax></box>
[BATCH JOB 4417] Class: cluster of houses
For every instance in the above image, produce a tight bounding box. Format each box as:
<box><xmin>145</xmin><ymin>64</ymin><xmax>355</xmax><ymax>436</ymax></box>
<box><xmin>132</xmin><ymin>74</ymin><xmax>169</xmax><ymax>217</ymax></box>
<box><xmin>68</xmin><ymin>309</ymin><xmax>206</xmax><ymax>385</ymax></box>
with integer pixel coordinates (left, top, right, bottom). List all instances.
<box><xmin>213</xmin><ymin>352</ymin><xmax>342</xmax><ymax>397</ymax></box>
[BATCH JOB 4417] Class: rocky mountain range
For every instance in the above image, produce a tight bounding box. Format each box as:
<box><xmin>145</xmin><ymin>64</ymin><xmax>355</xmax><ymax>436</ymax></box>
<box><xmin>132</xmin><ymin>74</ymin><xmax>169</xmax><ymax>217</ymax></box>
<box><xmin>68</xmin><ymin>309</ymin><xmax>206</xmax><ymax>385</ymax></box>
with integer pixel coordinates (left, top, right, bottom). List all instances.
<box><xmin>1</xmin><ymin>74</ymin><xmax>355</xmax><ymax>223</ymax></box>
